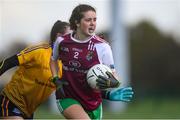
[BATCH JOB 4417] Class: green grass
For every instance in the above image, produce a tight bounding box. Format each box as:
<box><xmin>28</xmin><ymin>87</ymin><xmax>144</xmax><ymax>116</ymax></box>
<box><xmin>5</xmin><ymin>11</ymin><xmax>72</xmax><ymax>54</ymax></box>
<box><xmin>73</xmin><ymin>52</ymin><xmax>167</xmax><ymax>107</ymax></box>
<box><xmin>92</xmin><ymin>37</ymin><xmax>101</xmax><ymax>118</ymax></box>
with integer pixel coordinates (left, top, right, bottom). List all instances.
<box><xmin>34</xmin><ymin>98</ymin><xmax>180</xmax><ymax>119</ymax></box>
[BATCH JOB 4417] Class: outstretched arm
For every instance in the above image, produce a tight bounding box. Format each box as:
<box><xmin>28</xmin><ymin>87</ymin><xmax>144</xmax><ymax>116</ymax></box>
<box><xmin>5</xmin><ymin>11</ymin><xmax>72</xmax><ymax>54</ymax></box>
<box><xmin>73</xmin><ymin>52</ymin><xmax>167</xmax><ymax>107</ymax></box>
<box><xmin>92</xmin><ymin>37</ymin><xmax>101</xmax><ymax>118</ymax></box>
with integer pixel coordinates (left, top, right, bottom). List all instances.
<box><xmin>102</xmin><ymin>87</ymin><xmax>134</xmax><ymax>102</ymax></box>
<box><xmin>0</xmin><ymin>55</ymin><xmax>19</xmax><ymax>76</ymax></box>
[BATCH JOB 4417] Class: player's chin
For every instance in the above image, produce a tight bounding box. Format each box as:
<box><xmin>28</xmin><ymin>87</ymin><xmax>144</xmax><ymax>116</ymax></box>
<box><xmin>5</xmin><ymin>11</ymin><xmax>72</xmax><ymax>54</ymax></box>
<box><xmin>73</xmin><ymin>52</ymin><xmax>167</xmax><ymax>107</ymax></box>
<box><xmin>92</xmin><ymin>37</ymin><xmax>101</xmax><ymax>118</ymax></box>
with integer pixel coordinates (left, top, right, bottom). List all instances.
<box><xmin>87</xmin><ymin>30</ymin><xmax>95</xmax><ymax>35</ymax></box>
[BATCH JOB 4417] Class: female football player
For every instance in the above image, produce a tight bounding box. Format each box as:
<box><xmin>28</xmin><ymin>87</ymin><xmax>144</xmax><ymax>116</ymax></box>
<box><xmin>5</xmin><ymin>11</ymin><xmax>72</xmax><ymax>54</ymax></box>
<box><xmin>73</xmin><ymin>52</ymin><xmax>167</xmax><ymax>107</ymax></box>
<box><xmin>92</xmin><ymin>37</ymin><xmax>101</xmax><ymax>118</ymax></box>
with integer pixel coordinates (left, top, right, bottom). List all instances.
<box><xmin>0</xmin><ymin>20</ymin><xmax>70</xmax><ymax>119</ymax></box>
<box><xmin>50</xmin><ymin>4</ymin><xmax>133</xmax><ymax>119</ymax></box>
<box><xmin>0</xmin><ymin>19</ymin><xmax>133</xmax><ymax>119</ymax></box>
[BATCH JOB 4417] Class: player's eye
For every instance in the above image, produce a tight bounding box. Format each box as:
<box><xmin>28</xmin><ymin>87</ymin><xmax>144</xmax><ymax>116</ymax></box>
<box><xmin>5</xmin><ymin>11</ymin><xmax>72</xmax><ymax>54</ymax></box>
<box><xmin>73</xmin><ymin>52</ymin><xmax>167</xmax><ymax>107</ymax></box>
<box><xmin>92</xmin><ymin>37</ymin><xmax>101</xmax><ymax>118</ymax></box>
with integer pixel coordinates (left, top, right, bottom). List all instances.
<box><xmin>84</xmin><ymin>18</ymin><xmax>92</xmax><ymax>22</ymax></box>
<box><xmin>93</xmin><ymin>18</ymin><xmax>97</xmax><ymax>22</ymax></box>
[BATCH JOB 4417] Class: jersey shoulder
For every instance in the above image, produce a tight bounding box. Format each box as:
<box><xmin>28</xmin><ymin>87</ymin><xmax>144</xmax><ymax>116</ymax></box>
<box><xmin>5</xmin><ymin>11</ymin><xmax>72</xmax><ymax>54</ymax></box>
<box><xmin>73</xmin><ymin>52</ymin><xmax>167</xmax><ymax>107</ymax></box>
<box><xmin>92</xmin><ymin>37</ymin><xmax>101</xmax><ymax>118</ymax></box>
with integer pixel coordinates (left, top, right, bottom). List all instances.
<box><xmin>17</xmin><ymin>43</ymin><xmax>51</xmax><ymax>65</ymax></box>
<box><xmin>92</xmin><ymin>35</ymin><xmax>109</xmax><ymax>44</ymax></box>
<box><xmin>18</xmin><ymin>43</ymin><xmax>51</xmax><ymax>56</ymax></box>
<box><xmin>61</xmin><ymin>33</ymin><xmax>71</xmax><ymax>41</ymax></box>
<box><xmin>56</xmin><ymin>33</ymin><xmax>71</xmax><ymax>44</ymax></box>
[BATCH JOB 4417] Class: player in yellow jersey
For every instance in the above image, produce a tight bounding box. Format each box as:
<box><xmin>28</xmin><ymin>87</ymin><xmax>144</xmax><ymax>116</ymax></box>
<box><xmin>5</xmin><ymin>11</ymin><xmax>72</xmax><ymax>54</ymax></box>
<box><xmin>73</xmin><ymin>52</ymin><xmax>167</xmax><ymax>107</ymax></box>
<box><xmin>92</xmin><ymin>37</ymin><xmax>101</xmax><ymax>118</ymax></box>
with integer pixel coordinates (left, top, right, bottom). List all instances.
<box><xmin>0</xmin><ymin>20</ymin><xmax>71</xmax><ymax>119</ymax></box>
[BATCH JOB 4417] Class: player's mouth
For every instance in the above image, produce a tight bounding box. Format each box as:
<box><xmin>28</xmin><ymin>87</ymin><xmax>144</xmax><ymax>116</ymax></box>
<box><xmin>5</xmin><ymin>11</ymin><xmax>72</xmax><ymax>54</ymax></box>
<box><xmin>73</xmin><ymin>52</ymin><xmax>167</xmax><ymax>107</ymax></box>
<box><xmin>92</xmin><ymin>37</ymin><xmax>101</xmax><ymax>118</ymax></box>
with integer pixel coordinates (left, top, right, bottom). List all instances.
<box><xmin>88</xmin><ymin>28</ymin><xmax>95</xmax><ymax>33</ymax></box>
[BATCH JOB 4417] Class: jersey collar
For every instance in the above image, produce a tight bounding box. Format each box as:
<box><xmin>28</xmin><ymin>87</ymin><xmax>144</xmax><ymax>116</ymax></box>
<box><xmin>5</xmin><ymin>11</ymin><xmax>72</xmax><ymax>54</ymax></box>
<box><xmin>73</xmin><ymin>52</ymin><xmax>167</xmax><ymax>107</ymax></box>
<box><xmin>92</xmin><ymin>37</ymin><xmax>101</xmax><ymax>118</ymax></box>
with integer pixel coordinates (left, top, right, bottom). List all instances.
<box><xmin>70</xmin><ymin>32</ymin><xmax>95</xmax><ymax>43</ymax></box>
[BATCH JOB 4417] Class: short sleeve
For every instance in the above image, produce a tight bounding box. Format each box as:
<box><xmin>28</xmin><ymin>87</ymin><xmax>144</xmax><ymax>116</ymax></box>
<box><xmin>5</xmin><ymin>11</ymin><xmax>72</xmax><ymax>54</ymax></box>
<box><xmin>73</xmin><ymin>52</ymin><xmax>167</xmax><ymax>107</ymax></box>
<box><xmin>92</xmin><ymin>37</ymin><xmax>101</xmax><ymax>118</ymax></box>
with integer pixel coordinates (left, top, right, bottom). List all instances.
<box><xmin>51</xmin><ymin>37</ymin><xmax>64</xmax><ymax>60</ymax></box>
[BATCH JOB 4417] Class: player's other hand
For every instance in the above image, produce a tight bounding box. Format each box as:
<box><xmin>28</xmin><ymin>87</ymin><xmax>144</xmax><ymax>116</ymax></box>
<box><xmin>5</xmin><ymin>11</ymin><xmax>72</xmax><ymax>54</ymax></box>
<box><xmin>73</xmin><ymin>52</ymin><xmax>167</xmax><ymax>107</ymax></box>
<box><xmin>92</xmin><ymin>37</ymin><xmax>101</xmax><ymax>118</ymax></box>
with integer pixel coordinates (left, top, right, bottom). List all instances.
<box><xmin>52</xmin><ymin>76</ymin><xmax>68</xmax><ymax>88</ymax></box>
<box><xmin>51</xmin><ymin>76</ymin><xmax>68</xmax><ymax>97</ymax></box>
<box><xmin>109</xmin><ymin>87</ymin><xmax>134</xmax><ymax>102</ymax></box>
<box><xmin>96</xmin><ymin>71</ymin><xmax>120</xmax><ymax>89</ymax></box>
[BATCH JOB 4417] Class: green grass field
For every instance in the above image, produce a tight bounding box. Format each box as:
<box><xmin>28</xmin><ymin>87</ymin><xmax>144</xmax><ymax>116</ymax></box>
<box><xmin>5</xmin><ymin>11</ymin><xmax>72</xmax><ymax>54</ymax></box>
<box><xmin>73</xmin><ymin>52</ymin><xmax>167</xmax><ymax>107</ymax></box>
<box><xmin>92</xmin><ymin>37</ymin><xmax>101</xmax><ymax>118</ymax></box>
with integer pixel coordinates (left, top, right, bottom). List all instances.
<box><xmin>34</xmin><ymin>98</ymin><xmax>180</xmax><ymax>119</ymax></box>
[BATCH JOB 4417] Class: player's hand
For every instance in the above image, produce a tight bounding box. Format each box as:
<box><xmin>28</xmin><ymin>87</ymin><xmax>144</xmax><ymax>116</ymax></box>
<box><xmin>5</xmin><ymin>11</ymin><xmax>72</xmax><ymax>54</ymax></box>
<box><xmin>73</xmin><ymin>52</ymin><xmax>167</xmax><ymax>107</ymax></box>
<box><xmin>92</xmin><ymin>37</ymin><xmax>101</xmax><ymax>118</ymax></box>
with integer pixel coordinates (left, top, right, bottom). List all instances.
<box><xmin>96</xmin><ymin>71</ymin><xmax>120</xmax><ymax>89</ymax></box>
<box><xmin>52</xmin><ymin>76</ymin><xmax>68</xmax><ymax>88</ymax></box>
<box><xmin>109</xmin><ymin>87</ymin><xmax>134</xmax><ymax>102</ymax></box>
<box><xmin>51</xmin><ymin>76</ymin><xmax>68</xmax><ymax>97</ymax></box>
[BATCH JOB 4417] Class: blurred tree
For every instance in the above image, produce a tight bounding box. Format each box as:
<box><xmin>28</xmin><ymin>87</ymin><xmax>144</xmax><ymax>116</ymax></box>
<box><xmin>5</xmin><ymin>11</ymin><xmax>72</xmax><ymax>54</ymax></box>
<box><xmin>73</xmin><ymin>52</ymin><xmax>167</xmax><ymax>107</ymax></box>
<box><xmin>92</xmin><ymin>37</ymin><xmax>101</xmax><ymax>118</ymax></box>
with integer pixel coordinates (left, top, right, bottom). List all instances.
<box><xmin>129</xmin><ymin>21</ymin><xmax>180</xmax><ymax>98</ymax></box>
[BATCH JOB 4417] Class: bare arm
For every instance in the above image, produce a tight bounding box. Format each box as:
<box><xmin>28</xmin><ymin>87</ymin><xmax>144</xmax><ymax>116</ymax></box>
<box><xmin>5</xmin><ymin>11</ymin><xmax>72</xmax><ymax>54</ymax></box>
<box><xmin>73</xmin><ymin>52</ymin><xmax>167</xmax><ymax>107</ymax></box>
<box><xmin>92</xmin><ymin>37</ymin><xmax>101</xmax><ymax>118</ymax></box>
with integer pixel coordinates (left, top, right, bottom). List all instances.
<box><xmin>50</xmin><ymin>37</ymin><xmax>61</xmax><ymax>78</ymax></box>
<box><xmin>50</xmin><ymin>57</ymin><xmax>59</xmax><ymax>77</ymax></box>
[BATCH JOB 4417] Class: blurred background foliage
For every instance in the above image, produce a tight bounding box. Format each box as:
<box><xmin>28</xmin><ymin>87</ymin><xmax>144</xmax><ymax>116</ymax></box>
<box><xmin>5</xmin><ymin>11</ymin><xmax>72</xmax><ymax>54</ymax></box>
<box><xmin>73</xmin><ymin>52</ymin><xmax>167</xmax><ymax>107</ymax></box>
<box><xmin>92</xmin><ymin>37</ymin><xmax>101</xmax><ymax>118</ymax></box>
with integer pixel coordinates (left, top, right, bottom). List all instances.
<box><xmin>1</xmin><ymin>20</ymin><xmax>180</xmax><ymax>119</ymax></box>
<box><xmin>130</xmin><ymin>21</ymin><xmax>180</xmax><ymax>98</ymax></box>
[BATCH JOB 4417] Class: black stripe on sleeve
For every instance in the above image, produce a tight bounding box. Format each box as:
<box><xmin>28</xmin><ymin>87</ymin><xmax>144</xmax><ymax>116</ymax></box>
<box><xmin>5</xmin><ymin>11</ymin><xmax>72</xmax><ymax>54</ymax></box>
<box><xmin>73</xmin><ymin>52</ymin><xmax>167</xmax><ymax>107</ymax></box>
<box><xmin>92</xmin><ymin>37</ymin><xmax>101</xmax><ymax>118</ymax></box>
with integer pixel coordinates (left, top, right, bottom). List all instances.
<box><xmin>0</xmin><ymin>55</ymin><xmax>19</xmax><ymax>76</ymax></box>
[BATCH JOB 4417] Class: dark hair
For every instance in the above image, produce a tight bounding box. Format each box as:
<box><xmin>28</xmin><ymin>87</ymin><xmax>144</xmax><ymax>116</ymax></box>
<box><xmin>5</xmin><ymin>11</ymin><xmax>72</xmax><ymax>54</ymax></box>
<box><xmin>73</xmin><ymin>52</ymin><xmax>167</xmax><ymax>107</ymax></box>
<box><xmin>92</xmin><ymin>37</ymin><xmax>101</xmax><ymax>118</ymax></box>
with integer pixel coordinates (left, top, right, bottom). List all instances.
<box><xmin>50</xmin><ymin>20</ymin><xmax>70</xmax><ymax>45</ymax></box>
<box><xmin>69</xmin><ymin>4</ymin><xmax>96</xmax><ymax>30</ymax></box>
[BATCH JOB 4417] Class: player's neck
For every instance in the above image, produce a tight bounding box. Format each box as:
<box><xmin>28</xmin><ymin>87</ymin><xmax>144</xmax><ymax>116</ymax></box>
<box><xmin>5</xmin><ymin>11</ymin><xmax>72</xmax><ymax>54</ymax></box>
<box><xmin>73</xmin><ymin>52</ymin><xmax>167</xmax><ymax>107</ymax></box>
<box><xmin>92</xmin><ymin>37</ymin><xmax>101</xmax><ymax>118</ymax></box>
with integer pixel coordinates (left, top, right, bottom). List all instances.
<box><xmin>74</xmin><ymin>31</ymin><xmax>91</xmax><ymax>41</ymax></box>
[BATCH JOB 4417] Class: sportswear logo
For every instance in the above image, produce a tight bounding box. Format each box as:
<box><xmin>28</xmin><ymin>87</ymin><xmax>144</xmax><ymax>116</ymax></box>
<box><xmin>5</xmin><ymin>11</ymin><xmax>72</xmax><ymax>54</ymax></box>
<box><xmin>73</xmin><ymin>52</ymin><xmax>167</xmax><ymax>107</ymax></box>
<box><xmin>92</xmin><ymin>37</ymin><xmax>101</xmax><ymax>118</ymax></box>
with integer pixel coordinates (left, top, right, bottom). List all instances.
<box><xmin>86</xmin><ymin>51</ymin><xmax>93</xmax><ymax>61</ymax></box>
<box><xmin>61</xmin><ymin>47</ymin><xmax>69</xmax><ymax>52</ymax></box>
<box><xmin>72</xmin><ymin>48</ymin><xmax>82</xmax><ymax>52</ymax></box>
<box><xmin>88</xmin><ymin>41</ymin><xmax>95</xmax><ymax>51</ymax></box>
<box><xmin>110</xmin><ymin>64</ymin><xmax>115</xmax><ymax>69</ymax></box>
<box><xmin>35</xmin><ymin>79</ymin><xmax>55</xmax><ymax>88</ymax></box>
<box><xmin>69</xmin><ymin>60</ymin><xmax>81</xmax><ymax>68</ymax></box>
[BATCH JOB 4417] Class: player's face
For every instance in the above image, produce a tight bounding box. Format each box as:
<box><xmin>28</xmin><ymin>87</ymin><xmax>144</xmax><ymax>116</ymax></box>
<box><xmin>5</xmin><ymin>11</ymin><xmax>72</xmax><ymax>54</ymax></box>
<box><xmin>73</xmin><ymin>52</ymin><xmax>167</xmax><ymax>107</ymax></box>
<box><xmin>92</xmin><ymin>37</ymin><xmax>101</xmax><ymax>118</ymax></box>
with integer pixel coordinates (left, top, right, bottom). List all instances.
<box><xmin>78</xmin><ymin>10</ymin><xmax>96</xmax><ymax>37</ymax></box>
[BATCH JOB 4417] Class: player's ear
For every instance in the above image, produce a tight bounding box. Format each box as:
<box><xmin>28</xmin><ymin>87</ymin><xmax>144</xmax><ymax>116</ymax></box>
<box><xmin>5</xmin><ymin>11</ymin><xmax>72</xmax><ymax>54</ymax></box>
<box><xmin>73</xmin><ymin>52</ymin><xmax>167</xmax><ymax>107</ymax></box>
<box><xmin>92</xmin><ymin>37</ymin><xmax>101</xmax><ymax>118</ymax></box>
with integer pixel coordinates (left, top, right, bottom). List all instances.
<box><xmin>75</xmin><ymin>20</ymin><xmax>80</xmax><ymax>27</ymax></box>
<box><xmin>76</xmin><ymin>24</ymin><xmax>80</xmax><ymax>28</ymax></box>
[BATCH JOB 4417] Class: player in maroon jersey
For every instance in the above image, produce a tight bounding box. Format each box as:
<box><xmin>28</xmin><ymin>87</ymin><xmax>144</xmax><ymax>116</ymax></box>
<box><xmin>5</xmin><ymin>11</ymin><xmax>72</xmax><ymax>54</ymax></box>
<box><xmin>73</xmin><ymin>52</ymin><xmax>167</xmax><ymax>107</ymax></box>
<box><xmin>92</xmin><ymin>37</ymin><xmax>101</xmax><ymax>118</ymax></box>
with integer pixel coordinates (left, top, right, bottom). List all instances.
<box><xmin>50</xmin><ymin>4</ymin><xmax>129</xmax><ymax>119</ymax></box>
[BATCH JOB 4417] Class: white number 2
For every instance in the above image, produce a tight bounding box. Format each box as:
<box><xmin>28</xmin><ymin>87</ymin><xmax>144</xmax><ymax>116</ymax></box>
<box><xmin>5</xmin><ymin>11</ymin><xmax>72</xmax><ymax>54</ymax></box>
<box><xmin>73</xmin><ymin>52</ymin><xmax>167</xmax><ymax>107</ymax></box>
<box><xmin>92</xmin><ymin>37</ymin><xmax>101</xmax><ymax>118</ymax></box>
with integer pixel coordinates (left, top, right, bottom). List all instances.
<box><xmin>74</xmin><ymin>52</ymin><xmax>79</xmax><ymax>59</ymax></box>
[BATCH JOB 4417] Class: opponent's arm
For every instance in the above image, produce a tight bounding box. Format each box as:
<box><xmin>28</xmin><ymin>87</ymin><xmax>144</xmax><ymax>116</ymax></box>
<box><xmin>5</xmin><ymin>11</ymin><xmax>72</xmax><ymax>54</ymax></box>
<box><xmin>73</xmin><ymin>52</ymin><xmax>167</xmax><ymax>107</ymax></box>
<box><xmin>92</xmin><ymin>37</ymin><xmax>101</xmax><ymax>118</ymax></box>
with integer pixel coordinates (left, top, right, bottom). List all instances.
<box><xmin>0</xmin><ymin>55</ymin><xmax>19</xmax><ymax>76</ymax></box>
<box><xmin>101</xmin><ymin>87</ymin><xmax>134</xmax><ymax>102</ymax></box>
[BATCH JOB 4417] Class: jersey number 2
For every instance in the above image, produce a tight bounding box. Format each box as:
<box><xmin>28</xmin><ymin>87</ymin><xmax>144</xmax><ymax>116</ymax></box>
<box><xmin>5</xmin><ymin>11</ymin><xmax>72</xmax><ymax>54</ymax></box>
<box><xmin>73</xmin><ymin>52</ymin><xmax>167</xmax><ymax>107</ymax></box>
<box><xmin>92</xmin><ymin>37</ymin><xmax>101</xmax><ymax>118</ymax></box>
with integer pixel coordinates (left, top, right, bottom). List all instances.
<box><xmin>74</xmin><ymin>52</ymin><xmax>79</xmax><ymax>59</ymax></box>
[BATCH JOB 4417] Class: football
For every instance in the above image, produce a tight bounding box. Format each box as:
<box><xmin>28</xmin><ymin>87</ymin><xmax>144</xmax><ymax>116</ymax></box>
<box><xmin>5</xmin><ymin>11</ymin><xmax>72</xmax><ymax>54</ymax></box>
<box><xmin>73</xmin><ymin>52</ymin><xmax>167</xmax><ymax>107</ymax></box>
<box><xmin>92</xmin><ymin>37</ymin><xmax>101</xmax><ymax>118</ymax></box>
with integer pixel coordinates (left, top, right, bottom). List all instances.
<box><xmin>86</xmin><ymin>64</ymin><xmax>112</xmax><ymax>90</ymax></box>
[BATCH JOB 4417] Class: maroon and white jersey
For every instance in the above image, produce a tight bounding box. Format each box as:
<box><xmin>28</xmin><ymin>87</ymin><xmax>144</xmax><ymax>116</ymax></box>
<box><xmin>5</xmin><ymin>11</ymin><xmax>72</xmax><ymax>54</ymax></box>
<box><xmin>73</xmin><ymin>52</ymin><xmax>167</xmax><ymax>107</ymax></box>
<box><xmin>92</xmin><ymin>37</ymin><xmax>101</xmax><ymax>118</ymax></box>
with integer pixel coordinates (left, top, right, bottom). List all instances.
<box><xmin>52</xmin><ymin>32</ymin><xmax>115</xmax><ymax>111</ymax></box>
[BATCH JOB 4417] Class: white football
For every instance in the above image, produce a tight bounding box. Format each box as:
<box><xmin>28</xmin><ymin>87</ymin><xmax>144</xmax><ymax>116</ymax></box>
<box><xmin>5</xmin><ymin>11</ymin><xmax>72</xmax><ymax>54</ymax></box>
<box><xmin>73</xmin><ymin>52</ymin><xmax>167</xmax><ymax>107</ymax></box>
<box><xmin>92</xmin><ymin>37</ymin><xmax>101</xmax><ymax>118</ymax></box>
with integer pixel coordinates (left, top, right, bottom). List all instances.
<box><xmin>86</xmin><ymin>64</ymin><xmax>112</xmax><ymax>90</ymax></box>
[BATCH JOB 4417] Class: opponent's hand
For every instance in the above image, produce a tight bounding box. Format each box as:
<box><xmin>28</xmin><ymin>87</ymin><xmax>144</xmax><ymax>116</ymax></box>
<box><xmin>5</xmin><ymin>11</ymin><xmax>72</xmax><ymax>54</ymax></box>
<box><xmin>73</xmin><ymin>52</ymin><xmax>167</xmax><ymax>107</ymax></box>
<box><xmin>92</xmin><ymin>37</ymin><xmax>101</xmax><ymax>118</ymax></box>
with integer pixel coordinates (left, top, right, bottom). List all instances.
<box><xmin>96</xmin><ymin>71</ymin><xmax>120</xmax><ymax>89</ymax></box>
<box><xmin>109</xmin><ymin>87</ymin><xmax>134</xmax><ymax>102</ymax></box>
